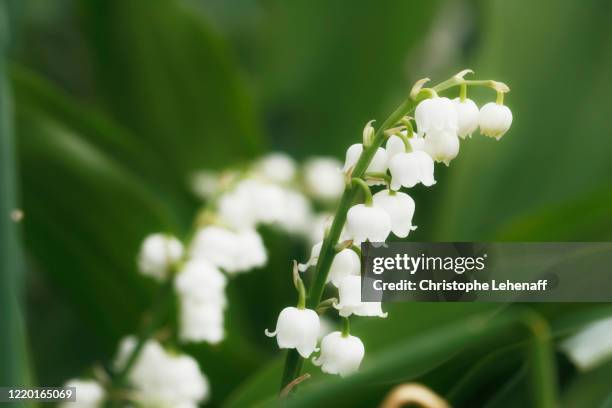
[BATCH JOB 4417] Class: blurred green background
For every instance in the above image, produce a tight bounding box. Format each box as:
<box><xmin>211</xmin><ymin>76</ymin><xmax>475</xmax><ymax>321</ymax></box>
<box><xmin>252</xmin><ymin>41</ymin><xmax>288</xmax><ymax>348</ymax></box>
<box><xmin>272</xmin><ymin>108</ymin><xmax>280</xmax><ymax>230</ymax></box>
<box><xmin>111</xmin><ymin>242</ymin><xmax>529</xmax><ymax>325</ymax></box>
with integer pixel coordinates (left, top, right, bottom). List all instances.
<box><xmin>2</xmin><ymin>0</ymin><xmax>612</xmax><ymax>406</ymax></box>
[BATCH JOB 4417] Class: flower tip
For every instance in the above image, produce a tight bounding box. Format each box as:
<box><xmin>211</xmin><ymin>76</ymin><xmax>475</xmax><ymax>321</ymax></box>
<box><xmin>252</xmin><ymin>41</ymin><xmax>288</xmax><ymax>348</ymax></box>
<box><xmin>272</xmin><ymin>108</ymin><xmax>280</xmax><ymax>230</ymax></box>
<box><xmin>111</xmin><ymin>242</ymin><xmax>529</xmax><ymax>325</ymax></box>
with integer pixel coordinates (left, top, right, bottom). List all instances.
<box><xmin>410</xmin><ymin>78</ymin><xmax>431</xmax><ymax>99</ymax></box>
<box><xmin>264</xmin><ymin>328</ymin><xmax>277</xmax><ymax>337</ymax></box>
<box><xmin>454</xmin><ymin>69</ymin><xmax>474</xmax><ymax>79</ymax></box>
<box><xmin>492</xmin><ymin>81</ymin><xmax>510</xmax><ymax>93</ymax></box>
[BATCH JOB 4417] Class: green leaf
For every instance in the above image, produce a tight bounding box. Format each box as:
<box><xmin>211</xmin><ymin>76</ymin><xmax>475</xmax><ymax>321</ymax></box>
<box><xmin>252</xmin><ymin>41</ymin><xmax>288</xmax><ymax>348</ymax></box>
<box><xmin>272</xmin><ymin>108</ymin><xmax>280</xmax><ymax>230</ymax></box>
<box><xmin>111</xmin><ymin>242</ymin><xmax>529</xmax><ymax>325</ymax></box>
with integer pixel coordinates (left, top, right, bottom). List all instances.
<box><xmin>0</xmin><ymin>0</ymin><xmax>30</xmax><ymax>391</ymax></box>
<box><xmin>79</xmin><ymin>0</ymin><xmax>262</xmax><ymax>175</ymax></box>
<box><xmin>14</xmin><ymin>79</ymin><xmax>185</xmax><ymax>381</ymax></box>
<box><xmin>249</xmin><ymin>0</ymin><xmax>441</xmax><ymax>157</ymax></box>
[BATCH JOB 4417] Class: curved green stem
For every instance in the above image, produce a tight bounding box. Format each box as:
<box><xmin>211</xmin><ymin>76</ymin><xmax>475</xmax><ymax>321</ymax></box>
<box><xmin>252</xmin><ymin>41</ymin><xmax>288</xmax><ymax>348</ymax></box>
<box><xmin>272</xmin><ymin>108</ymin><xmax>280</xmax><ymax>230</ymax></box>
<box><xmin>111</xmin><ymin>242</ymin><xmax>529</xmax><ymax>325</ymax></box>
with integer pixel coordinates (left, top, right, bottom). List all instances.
<box><xmin>341</xmin><ymin>317</ymin><xmax>351</xmax><ymax>337</ymax></box>
<box><xmin>109</xmin><ymin>277</ymin><xmax>175</xmax><ymax>402</ymax></box>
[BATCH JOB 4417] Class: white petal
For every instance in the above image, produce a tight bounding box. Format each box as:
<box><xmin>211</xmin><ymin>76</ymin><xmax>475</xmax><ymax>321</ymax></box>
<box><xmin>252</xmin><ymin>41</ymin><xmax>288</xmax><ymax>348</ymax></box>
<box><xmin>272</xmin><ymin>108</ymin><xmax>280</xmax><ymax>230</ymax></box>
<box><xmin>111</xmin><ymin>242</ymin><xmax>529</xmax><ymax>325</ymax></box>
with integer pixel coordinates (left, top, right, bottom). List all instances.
<box><xmin>342</xmin><ymin>144</ymin><xmax>363</xmax><ymax>173</ymax></box>
<box><xmin>328</xmin><ymin>249</ymin><xmax>361</xmax><ymax>287</ymax></box>
<box><xmin>372</xmin><ymin>190</ymin><xmax>416</xmax><ymax>238</ymax></box>
<box><xmin>479</xmin><ymin>102</ymin><xmax>512</xmax><ymax>139</ymax></box>
<box><xmin>452</xmin><ymin>98</ymin><xmax>479</xmax><ymax>138</ymax></box>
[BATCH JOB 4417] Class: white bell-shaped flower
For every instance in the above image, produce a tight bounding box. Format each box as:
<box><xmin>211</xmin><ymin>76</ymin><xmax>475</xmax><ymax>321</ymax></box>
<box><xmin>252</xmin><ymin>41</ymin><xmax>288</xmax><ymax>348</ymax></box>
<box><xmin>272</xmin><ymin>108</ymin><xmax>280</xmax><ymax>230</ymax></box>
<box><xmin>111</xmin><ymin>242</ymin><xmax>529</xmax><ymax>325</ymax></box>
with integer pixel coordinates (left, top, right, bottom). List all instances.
<box><xmin>423</xmin><ymin>130</ymin><xmax>460</xmax><ymax>166</ymax></box>
<box><xmin>415</xmin><ymin>97</ymin><xmax>458</xmax><ymax>134</ymax></box>
<box><xmin>328</xmin><ymin>248</ymin><xmax>361</xmax><ymax>287</ymax></box>
<box><xmin>334</xmin><ymin>276</ymin><xmax>387</xmax><ymax>317</ymax></box>
<box><xmin>175</xmin><ymin>259</ymin><xmax>227</xmax><ymax>306</ymax></box>
<box><xmin>115</xmin><ymin>337</ymin><xmax>209</xmax><ymax>407</ymax></box>
<box><xmin>253</xmin><ymin>153</ymin><xmax>296</xmax><ymax>183</ymax></box>
<box><xmin>385</xmin><ymin>135</ymin><xmax>406</xmax><ymax>163</ymax></box>
<box><xmin>178</xmin><ymin>301</ymin><xmax>225</xmax><ymax>344</ymax></box>
<box><xmin>303</xmin><ymin>157</ymin><xmax>345</xmax><ymax>201</ymax></box>
<box><xmin>313</xmin><ymin>331</ymin><xmax>365</xmax><ymax>377</ymax></box>
<box><xmin>342</xmin><ymin>144</ymin><xmax>388</xmax><ymax>176</ymax></box>
<box><xmin>452</xmin><ymin>98</ymin><xmax>480</xmax><ymax>138</ymax></box>
<box><xmin>60</xmin><ymin>379</ymin><xmax>105</xmax><ymax>408</ymax></box>
<box><xmin>372</xmin><ymin>190</ymin><xmax>416</xmax><ymax>238</ymax></box>
<box><xmin>265</xmin><ymin>306</ymin><xmax>320</xmax><ymax>358</ymax></box>
<box><xmin>190</xmin><ymin>226</ymin><xmax>267</xmax><ymax>274</ymax></box>
<box><xmin>388</xmin><ymin>151</ymin><xmax>436</xmax><ymax>190</ymax></box>
<box><xmin>479</xmin><ymin>102</ymin><xmax>513</xmax><ymax>139</ymax></box>
<box><xmin>137</xmin><ymin>233</ymin><xmax>184</xmax><ymax>281</ymax></box>
<box><xmin>345</xmin><ymin>204</ymin><xmax>391</xmax><ymax>245</ymax></box>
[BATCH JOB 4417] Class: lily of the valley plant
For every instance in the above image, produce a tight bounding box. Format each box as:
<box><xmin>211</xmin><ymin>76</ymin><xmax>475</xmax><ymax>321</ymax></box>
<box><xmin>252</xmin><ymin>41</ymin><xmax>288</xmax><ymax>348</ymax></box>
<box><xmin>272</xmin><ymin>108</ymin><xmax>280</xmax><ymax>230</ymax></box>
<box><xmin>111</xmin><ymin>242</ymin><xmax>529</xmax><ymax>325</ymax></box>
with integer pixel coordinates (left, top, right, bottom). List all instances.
<box><xmin>268</xmin><ymin>69</ymin><xmax>512</xmax><ymax>393</ymax></box>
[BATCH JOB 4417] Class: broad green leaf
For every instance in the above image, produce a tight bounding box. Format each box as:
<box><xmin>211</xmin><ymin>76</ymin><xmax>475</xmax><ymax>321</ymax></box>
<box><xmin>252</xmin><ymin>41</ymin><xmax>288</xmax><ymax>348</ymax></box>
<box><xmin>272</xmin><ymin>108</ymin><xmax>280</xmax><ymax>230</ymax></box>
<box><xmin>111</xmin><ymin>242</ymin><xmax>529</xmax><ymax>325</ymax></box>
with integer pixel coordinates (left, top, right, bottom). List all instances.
<box><xmin>0</xmin><ymin>1</ymin><xmax>30</xmax><ymax>389</ymax></box>
<box><xmin>15</xmin><ymin>89</ymin><xmax>184</xmax><ymax>381</ymax></box>
<box><xmin>79</xmin><ymin>0</ymin><xmax>262</xmax><ymax>175</ymax></box>
<box><xmin>249</xmin><ymin>0</ymin><xmax>441</xmax><ymax>157</ymax></box>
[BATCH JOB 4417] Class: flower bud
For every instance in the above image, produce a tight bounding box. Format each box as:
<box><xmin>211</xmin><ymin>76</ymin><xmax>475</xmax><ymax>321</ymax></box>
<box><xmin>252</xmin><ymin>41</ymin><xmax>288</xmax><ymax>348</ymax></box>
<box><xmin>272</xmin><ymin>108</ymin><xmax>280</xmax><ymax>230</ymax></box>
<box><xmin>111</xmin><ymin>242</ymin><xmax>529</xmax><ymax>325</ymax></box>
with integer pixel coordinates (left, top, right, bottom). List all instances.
<box><xmin>137</xmin><ymin>233</ymin><xmax>184</xmax><ymax>281</ymax></box>
<box><xmin>313</xmin><ymin>331</ymin><xmax>365</xmax><ymax>377</ymax></box>
<box><xmin>265</xmin><ymin>306</ymin><xmax>320</xmax><ymax>358</ymax></box>
<box><xmin>479</xmin><ymin>102</ymin><xmax>512</xmax><ymax>139</ymax></box>
<box><xmin>345</xmin><ymin>204</ymin><xmax>391</xmax><ymax>245</ymax></box>
<box><xmin>372</xmin><ymin>190</ymin><xmax>417</xmax><ymax>238</ymax></box>
<box><xmin>328</xmin><ymin>248</ymin><xmax>361</xmax><ymax>287</ymax></box>
<box><xmin>452</xmin><ymin>98</ymin><xmax>480</xmax><ymax>138</ymax></box>
<box><xmin>415</xmin><ymin>97</ymin><xmax>458</xmax><ymax>134</ymax></box>
<box><xmin>334</xmin><ymin>276</ymin><xmax>387</xmax><ymax>317</ymax></box>
<box><xmin>362</xmin><ymin>120</ymin><xmax>375</xmax><ymax>146</ymax></box>
<box><xmin>388</xmin><ymin>151</ymin><xmax>436</xmax><ymax>190</ymax></box>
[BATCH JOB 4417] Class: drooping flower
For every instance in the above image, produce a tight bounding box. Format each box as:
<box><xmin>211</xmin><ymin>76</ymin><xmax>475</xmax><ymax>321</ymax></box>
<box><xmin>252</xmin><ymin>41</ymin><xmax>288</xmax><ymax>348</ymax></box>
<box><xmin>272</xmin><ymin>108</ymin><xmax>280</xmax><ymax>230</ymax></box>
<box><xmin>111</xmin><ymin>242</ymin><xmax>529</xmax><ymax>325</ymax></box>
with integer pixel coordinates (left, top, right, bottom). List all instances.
<box><xmin>328</xmin><ymin>248</ymin><xmax>361</xmax><ymax>287</ymax></box>
<box><xmin>190</xmin><ymin>226</ymin><xmax>267</xmax><ymax>274</ymax></box>
<box><xmin>385</xmin><ymin>135</ymin><xmax>406</xmax><ymax>163</ymax></box>
<box><xmin>253</xmin><ymin>152</ymin><xmax>297</xmax><ymax>184</ymax></box>
<box><xmin>345</xmin><ymin>204</ymin><xmax>391</xmax><ymax>245</ymax></box>
<box><xmin>342</xmin><ymin>144</ymin><xmax>388</xmax><ymax>176</ymax></box>
<box><xmin>372</xmin><ymin>190</ymin><xmax>417</xmax><ymax>238</ymax></box>
<box><xmin>175</xmin><ymin>259</ymin><xmax>227</xmax><ymax>344</ymax></box>
<box><xmin>137</xmin><ymin>233</ymin><xmax>184</xmax><ymax>281</ymax></box>
<box><xmin>175</xmin><ymin>259</ymin><xmax>227</xmax><ymax>306</ymax></box>
<box><xmin>334</xmin><ymin>276</ymin><xmax>387</xmax><ymax>318</ymax></box>
<box><xmin>452</xmin><ymin>98</ymin><xmax>480</xmax><ymax>138</ymax></box>
<box><xmin>60</xmin><ymin>379</ymin><xmax>105</xmax><ymax>408</ymax></box>
<box><xmin>303</xmin><ymin>157</ymin><xmax>345</xmax><ymax>201</ymax></box>
<box><xmin>479</xmin><ymin>102</ymin><xmax>513</xmax><ymax>139</ymax></box>
<box><xmin>388</xmin><ymin>151</ymin><xmax>436</xmax><ymax>190</ymax></box>
<box><xmin>115</xmin><ymin>337</ymin><xmax>209</xmax><ymax>408</ymax></box>
<box><xmin>313</xmin><ymin>331</ymin><xmax>365</xmax><ymax>377</ymax></box>
<box><xmin>178</xmin><ymin>301</ymin><xmax>225</xmax><ymax>344</ymax></box>
<box><xmin>422</xmin><ymin>130</ymin><xmax>460</xmax><ymax>166</ymax></box>
<box><xmin>415</xmin><ymin>96</ymin><xmax>458</xmax><ymax>134</ymax></box>
<box><xmin>265</xmin><ymin>306</ymin><xmax>320</xmax><ymax>358</ymax></box>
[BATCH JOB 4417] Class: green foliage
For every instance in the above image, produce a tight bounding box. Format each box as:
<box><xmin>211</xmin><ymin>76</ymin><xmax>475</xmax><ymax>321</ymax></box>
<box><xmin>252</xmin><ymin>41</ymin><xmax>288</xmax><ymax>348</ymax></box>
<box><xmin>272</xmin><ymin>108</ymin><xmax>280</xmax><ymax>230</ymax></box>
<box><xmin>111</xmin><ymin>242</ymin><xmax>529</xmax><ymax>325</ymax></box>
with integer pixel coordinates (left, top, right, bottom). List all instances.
<box><xmin>5</xmin><ymin>0</ymin><xmax>612</xmax><ymax>406</ymax></box>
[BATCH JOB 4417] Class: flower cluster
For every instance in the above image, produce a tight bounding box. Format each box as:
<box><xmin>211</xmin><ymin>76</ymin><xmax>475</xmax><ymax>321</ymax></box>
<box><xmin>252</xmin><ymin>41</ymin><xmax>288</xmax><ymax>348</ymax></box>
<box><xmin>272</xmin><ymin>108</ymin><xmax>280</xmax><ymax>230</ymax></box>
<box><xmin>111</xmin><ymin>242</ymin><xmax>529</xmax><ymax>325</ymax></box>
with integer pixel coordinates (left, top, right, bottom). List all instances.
<box><xmin>270</xmin><ymin>71</ymin><xmax>512</xmax><ymax>385</ymax></box>
<box><xmin>61</xmin><ymin>152</ymin><xmax>345</xmax><ymax>406</ymax></box>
